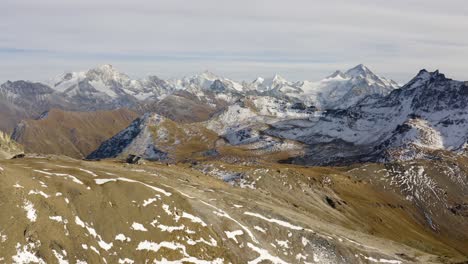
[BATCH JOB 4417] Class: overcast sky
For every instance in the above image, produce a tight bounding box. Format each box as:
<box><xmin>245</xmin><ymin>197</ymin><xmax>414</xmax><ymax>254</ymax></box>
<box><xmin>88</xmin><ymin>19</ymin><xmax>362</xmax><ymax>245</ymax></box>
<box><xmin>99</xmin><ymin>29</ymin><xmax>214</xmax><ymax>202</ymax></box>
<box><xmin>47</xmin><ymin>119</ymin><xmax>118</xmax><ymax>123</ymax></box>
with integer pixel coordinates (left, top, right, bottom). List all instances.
<box><xmin>1</xmin><ymin>0</ymin><xmax>467</xmax><ymax>83</ymax></box>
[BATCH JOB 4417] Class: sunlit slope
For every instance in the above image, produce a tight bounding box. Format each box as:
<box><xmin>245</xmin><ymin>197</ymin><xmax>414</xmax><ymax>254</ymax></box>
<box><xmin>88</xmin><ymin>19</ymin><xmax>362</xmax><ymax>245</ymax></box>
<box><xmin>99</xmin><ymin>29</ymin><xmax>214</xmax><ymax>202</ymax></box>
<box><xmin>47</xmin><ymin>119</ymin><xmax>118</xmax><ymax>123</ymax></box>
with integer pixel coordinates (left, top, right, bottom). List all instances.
<box><xmin>0</xmin><ymin>156</ymin><xmax>466</xmax><ymax>263</ymax></box>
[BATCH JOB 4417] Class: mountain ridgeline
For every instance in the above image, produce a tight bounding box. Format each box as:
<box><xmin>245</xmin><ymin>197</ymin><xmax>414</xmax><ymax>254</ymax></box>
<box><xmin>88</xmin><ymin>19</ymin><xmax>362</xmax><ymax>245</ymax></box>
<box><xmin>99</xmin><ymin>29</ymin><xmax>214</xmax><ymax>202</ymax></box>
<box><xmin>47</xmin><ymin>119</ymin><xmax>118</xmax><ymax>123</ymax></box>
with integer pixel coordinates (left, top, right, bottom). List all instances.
<box><xmin>0</xmin><ymin>64</ymin><xmax>397</xmax><ymax>131</ymax></box>
<box><xmin>1</xmin><ymin>64</ymin><xmax>467</xmax><ymax>166</ymax></box>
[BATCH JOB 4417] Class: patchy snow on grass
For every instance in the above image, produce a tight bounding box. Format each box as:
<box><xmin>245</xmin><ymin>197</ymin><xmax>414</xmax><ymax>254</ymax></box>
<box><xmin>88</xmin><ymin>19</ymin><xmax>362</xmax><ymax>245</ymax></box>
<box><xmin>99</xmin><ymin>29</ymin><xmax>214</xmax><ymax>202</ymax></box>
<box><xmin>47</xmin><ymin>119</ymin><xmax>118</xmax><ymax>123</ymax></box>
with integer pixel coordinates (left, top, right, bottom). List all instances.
<box><xmin>254</xmin><ymin>226</ymin><xmax>267</xmax><ymax>233</ymax></box>
<box><xmin>131</xmin><ymin>222</ymin><xmax>148</xmax><ymax>232</ymax></box>
<box><xmin>162</xmin><ymin>204</ymin><xmax>180</xmax><ymax>222</ymax></box>
<box><xmin>49</xmin><ymin>216</ymin><xmax>69</xmax><ymax>235</ymax></box>
<box><xmin>244</xmin><ymin>212</ymin><xmax>304</xmax><ymax>231</ymax></box>
<box><xmin>142</xmin><ymin>196</ymin><xmax>159</xmax><ymax>207</ymax></box>
<box><xmin>75</xmin><ymin>216</ymin><xmax>113</xmax><ymax>251</ymax></box>
<box><xmin>157</xmin><ymin>224</ymin><xmax>185</xmax><ymax>233</ymax></box>
<box><xmin>182</xmin><ymin>212</ymin><xmax>207</xmax><ymax>227</ymax></box>
<box><xmin>225</xmin><ymin>230</ymin><xmax>243</xmax><ymax>243</ymax></box>
<box><xmin>1</xmin><ymin>232</ymin><xmax>7</xmax><ymax>243</ymax></box>
<box><xmin>79</xmin><ymin>168</ymin><xmax>98</xmax><ymax>177</ymax></box>
<box><xmin>28</xmin><ymin>189</ymin><xmax>50</xmax><ymax>198</ymax></box>
<box><xmin>247</xmin><ymin>242</ymin><xmax>287</xmax><ymax>264</ymax></box>
<box><xmin>90</xmin><ymin>246</ymin><xmax>100</xmax><ymax>255</ymax></box>
<box><xmin>13</xmin><ymin>182</ymin><xmax>24</xmax><ymax>188</ymax></box>
<box><xmin>12</xmin><ymin>243</ymin><xmax>46</xmax><ymax>264</ymax></box>
<box><xmin>33</xmin><ymin>170</ymin><xmax>84</xmax><ymax>185</ymax></box>
<box><xmin>115</xmin><ymin>234</ymin><xmax>131</xmax><ymax>242</ymax></box>
<box><xmin>136</xmin><ymin>240</ymin><xmax>187</xmax><ymax>253</ymax></box>
<box><xmin>49</xmin><ymin>216</ymin><xmax>64</xmax><ymax>222</ymax></box>
<box><xmin>155</xmin><ymin>257</ymin><xmax>224</xmax><ymax>264</ymax></box>
<box><xmin>186</xmin><ymin>237</ymin><xmax>218</xmax><ymax>247</ymax></box>
<box><xmin>52</xmin><ymin>249</ymin><xmax>69</xmax><ymax>264</ymax></box>
<box><xmin>23</xmin><ymin>200</ymin><xmax>37</xmax><ymax>222</ymax></box>
<box><xmin>94</xmin><ymin>177</ymin><xmax>171</xmax><ymax>196</ymax></box>
<box><xmin>201</xmin><ymin>200</ymin><xmax>258</xmax><ymax>243</ymax></box>
<box><xmin>359</xmin><ymin>254</ymin><xmax>402</xmax><ymax>264</ymax></box>
<box><xmin>275</xmin><ymin>239</ymin><xmax>290</xmax><ymax>249</ymax></box>
<box><xmin>137</xmin><ymin>239</ymin><xmax>221</xmax><ymax>263</ymax></box>
<box><xmin>118</xmin><ymin>258</ymin><xmax>135</xmax><ymax>264</ymax></box>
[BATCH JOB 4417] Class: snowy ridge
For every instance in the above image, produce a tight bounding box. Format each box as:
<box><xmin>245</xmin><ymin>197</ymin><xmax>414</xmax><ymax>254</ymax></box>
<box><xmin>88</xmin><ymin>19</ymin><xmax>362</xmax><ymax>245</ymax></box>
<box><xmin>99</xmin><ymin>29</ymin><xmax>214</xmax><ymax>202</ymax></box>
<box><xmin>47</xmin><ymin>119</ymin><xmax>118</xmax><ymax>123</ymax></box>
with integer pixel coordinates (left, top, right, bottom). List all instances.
<box><xmin>297</xmin><ymin>64</ymin><xmax>399</xmax><ymax>109</ymax></box>
<box><xmin>1</xmin><ymin>64</ymin><xmax>399</xmax><ymax>116</ymax></box>
<box><xmin>265</xmin><ymin>69</ymin><xmax>468</xmax><ymax>164</ymax></box>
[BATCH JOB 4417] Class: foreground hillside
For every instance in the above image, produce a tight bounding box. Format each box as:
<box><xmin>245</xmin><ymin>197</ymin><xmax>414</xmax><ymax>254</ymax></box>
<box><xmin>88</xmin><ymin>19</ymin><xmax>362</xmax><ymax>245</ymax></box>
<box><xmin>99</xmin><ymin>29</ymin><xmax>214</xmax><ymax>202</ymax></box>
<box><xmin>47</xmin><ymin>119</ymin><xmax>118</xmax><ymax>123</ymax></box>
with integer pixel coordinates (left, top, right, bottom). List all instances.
<box><xmin>0</xmin><ymin>156</ymin><xmax>466</xmax><ymax>263</ymax></box>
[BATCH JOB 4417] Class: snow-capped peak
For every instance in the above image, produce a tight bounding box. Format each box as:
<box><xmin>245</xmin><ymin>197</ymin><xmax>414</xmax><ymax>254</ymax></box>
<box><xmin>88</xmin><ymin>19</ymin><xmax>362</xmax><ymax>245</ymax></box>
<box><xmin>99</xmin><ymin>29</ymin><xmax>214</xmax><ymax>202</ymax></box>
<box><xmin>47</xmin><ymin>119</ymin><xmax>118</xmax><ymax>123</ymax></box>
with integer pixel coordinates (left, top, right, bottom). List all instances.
<box><xmin>326</xmin><ymin>70</ymin><xmax>347</xmax><ymax>80</ymax></box>
<box><xmin>271</xmin><ymin>74</ymin><xmax>287</xmax><ymax>83</ymax></box>
<box><xmin>345</xmin><ymin>64</ymin><xmax>375</xmax><ymax>78</ymax></box>
<box><xmin>253</xmin><ymin>77</ymin><xmax>265</xmax><ymax>84</ymax></box>
<box><xmin>95</xmin><ymin>64</ymin><xmax>115</xmax><ymax>72</ymax></box>
<box><xmin>251</xmin><ymin>74</ymin><xmax>289</xmax><ymax>91</ymax></box>
<box><xmin>86</xmin><ymin>64</ymin><xmax>130</xmax><ymax>83</ymax></box>
<box><xmin>402</xmin><ymin>69</ymin><xmax>449</xmax><ymax>91</ymax></box>
<box><xmin>414</xmin><ymin>69</ymin><xmax>444</xmax><ymax>80</ymax></box>
<box><xmin>197</xmin><ymin>70</ymin><xmax>219</xmax><ymax>80</ymax></box>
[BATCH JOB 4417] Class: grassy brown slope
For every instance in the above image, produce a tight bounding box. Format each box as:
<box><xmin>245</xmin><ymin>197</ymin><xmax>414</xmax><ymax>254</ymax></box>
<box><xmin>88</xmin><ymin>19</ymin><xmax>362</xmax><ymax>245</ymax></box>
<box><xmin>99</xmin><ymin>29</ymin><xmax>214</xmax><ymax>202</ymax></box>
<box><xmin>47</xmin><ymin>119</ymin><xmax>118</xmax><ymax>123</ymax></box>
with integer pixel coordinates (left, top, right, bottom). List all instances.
<box><xmin>188</xmin><ymin>160</ymin><xmax>468</xmax><ymax>263</ymax></box>
<box><xmin>12</xmin><ymin>108</ymin><xmax>138</xmax><ymax>159</ymax></box>
<box><xmin>2</xmin><ymin>156</ymin><xmax>461</xmax><ymax>263</ymax></box>
<box><xmin>148</xmin><ymin>118</ymin><xmax>219</xmax><ymax>161</ymax></box>
<box><xmin>145</xmin><ymin>91</ymin><xmax>228</xmax><ymax>123</ymax></box>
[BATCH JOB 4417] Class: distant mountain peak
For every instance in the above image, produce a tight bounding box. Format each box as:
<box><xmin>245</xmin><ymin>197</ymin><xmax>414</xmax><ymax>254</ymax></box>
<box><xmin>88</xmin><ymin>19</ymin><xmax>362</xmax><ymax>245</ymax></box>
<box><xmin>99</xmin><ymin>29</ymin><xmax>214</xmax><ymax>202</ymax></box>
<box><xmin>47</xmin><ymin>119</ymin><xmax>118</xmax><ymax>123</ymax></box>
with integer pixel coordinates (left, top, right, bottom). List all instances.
<box><xmin>345</xmin><ymin>64</ymin><xmax>374</xmax><ymax>78</ymax></box>
<box><xmin>197</xmin><ymin>70</ymin><xmax>219</xmax><ymax>80</ymax></box>
<box><xmin>272</xmin><ymin>74</ymin><xmax>287</xmax><ymax>83</ymax></box>
<box><xmin>95</xmin><ymin>64</ymin><xmax>114</xmax><ymax>71</ymax></box>
<box><xmin>253</xmin><ymin>77</ymin><xmax>265</xmax><ymax>84</ymax></box>
<box><xmin>87</xmin><ymin>64</ymin><xmax>129</xmax><ymax>80</ymax></box>
<box><xmin>326</xmin><ymin>70</ymin><xmax>347</xmax><ymax>79</ymax></box>
<box><xmin>409</xmin><ymin>69</ymin><xmax>448</xmax><ymax>86</ymax></box>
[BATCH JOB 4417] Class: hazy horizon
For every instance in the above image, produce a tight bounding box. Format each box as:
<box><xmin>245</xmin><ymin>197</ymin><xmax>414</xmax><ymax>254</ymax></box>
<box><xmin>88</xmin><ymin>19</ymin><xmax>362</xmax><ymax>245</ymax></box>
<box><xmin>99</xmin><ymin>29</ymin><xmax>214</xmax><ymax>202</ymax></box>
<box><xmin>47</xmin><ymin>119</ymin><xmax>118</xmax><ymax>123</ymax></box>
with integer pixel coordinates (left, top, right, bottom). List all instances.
<box><xmin>1</xmin><ymin>0</ymin><xmax>467</xmax><ymax>83</ymax></box>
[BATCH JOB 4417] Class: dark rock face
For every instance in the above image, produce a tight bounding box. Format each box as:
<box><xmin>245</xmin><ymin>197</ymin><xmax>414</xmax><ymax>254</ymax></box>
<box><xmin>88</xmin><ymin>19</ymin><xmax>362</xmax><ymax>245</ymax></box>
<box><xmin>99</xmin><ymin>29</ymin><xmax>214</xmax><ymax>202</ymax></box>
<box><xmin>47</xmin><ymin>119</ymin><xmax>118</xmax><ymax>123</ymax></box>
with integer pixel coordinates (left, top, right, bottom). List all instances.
<box><xmin>87</xmin><ymin>113</ymin><xmax>171</xmax><ymax>162</ymax></box>
<box><xmin>449</xmin><ymin>203</ymin><xmax>468</xmax><ymax>217</ymax></box>
<box><xmin>126</xmin><ymin>154</ymin><xmax>142</xmax><ymax>164</ymax></box>
<box><xmin>1</xmin><ymin>80</ymin><xmax>54</xmax><ymax>96</ymax></box>
<box><xmin>87</xmin><ymin>116</ymin><xmax>145</xmax><ymax>160</ymax></box>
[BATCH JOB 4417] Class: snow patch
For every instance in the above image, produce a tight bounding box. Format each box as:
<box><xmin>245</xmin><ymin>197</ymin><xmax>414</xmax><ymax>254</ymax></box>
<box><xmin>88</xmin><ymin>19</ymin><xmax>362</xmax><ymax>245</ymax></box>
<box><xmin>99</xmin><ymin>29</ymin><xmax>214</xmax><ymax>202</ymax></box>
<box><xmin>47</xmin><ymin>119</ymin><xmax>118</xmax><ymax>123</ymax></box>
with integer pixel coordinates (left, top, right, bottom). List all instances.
<box><xmin>131</xmin><ymin>222</ymin><xmax>148</xmax><ymax>232</ymax></box>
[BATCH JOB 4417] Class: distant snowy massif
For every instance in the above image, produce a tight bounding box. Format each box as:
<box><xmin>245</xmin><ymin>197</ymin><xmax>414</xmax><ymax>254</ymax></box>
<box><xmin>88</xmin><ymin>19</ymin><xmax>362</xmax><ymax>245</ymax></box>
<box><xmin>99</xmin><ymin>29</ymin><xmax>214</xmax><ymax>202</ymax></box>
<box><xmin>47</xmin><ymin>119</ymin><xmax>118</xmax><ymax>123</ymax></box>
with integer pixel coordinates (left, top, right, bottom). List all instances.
<box><xmin>1</xmin><ymin>64</ymin><xmax>467</xmax><ymax>165</ymax></box>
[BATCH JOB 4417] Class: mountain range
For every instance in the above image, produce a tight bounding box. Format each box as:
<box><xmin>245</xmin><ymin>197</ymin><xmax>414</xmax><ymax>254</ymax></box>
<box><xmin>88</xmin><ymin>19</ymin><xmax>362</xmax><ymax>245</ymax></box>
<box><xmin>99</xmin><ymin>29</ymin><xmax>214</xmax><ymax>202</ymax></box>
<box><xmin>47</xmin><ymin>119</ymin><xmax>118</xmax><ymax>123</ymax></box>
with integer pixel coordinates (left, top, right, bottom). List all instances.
<box><xmin>1</xmin><ymin>64</ymin><xmax>467</xmax><ymax>167</ymax></box>
<box><xmin>0</xmin><ymin>64</ymin><xmax>398</xmax><ymax>131</ymax></box>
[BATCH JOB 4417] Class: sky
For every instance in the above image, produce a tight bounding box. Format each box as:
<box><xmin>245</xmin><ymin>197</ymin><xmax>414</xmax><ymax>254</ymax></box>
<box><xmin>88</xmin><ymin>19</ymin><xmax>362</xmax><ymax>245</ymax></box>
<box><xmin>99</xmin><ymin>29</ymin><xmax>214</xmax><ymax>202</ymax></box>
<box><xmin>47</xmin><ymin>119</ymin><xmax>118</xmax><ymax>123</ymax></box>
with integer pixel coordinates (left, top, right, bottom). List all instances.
<box><xmin>1</xmin><ymin>0</ymin><xmax>467</xmax><ymax>84</ymax></box>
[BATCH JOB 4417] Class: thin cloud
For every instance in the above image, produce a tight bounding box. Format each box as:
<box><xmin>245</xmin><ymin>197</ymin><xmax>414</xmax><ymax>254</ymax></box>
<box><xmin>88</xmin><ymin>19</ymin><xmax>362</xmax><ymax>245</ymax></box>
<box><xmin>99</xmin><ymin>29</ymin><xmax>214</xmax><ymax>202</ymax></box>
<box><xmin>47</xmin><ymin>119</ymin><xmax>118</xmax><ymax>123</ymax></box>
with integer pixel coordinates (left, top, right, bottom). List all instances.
<box><xmin>1</xmin><ymin>0</ymin><xmax>467</xmax><ymax>83</ymax></box>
